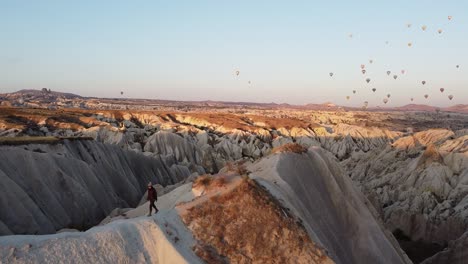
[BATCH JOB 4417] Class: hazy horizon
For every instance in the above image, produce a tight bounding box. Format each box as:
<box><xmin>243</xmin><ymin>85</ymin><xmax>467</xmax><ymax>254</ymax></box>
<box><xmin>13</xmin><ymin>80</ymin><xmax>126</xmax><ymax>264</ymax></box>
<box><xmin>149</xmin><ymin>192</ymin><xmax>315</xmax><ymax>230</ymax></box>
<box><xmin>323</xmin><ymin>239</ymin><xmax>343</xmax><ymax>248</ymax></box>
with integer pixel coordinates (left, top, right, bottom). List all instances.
<box><xmin>1</xmin><ymin>1</ymin><xmax>467</xmax><ymax>107</ymax></box>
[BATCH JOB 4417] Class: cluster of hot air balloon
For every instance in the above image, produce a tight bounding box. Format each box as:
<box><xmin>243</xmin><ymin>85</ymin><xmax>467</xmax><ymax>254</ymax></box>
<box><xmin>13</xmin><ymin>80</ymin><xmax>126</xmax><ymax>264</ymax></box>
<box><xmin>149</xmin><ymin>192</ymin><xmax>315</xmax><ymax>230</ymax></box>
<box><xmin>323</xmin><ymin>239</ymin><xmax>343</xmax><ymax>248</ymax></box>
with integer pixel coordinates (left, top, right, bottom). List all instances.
<box><xmin>333</xmin><ymin>15</ymin><xmax>458</xmax><ymax>107</ymax></box>
<box><xmin>231</xmin><ymin>70</ymin><xmax>253</xmax><ymax>87</ymax></box>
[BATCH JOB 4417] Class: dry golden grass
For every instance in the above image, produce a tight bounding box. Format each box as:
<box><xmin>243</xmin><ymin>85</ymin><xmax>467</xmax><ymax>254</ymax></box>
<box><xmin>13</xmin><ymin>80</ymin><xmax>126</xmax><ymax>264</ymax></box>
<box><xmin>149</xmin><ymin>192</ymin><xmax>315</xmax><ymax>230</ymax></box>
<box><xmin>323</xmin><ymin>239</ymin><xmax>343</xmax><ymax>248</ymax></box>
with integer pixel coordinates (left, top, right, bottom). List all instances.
<box><xmin>271</xmin><ymin>143</ymin><xmax>308</xmax><ymax>154</ymax></box>
<box><xmin>182</xmin><ymin>178</ymin><xmax>332</xmax><ymax>264</ymax></box>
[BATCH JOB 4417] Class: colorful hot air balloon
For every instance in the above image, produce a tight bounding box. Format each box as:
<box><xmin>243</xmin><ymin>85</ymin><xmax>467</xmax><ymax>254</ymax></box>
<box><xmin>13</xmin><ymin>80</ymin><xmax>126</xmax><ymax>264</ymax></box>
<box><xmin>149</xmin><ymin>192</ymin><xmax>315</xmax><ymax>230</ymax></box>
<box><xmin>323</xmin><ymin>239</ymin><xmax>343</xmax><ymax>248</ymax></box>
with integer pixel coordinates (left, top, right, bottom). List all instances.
<box><xmin>407</xmin><ymin>23</ymin><xmax>412</xmax><ymax>28</ymax></box>
<box><xmin>422</xmin><ymin>25</ymin><xmax>427</xmax><ymax>31</ymax></box>
<box><xmin>387</xmin><ymin>94</ymin><xmax>391</xmax><ymax>98</ymax></box>
<box><xmin>408</xmin><ymin>42</ymin><xmax>412</xmax><ymax>47</ymax></box>
<box><xmin>387</xmin><ymin>70</ymin><xmax>391</xmax><ymax>76</ymax></box>
<box><xmin>401</xmin><ymin>69</ymin><xmax>406</xmax><ymax>74</ymax></box>
<box><xmin>120</xmin><ymin>91</ymin><xmax>123</xmax><ymax>95</ymax></box>
<box><xmin>424</xmin><ymin>94</ymin><xmax>429</xmax><ymax>99</ymax></box>
<box><xmin>346</xmin><ymin>96</ymin><xmax>350</xmax><ymax>100</ymax></box>
<box><xmin>422</xmin><ymin>81</ymin><xmax>426</xmax><ymax>85</ymax></box>
<box><xmin>362</xmin><ymin>69</ymin><xmax>366</xmax><ymax>74</ymax></box>
<box><xmin>353</xmin><ymin>90</ymin><xmax>356</xmax><ymax>94</ymax></box>
<box><xmin>329</xmin><ymin>72</ymin><xmax>334</xmax><ymax>77</ymax></box>
<box><xmin>448</xmin><ymin>95</ymin><xmax>454</xmax><ymax>100</ymax></box>
<box><xmin>360</xmin><ymin>64</ymin><xmax>365</xmax><ymax>69</ymax></box>
<box><xmin>383</xmin><ymin>98</ymin><xmax>388</xmax><ymax>104</ymax></box>
<box><xmin>438</xmin><ymin>29</ymin><xmax>443</xmax><ymax>34</ymax></box>
<box><xmin>372</xmin><ymin>88</ymin><xmax>376</xmax><ymax>92</ymax></box>
<box><xmin>369</xmin><ymin>59</ymin><xmax>373</xmax><ymax>64</ymax></box>
<box><xmin>440</xmin><ymin>88</ymin><xmax>445</xmax><ymax>93</ymax></box>
<box><xmin>393</xmin><ymin>75</ymin><xmax>398</xmax><ymax>80</ymax></box>
<box><xmin>235</xmin><ymin>70</ymin><xmax>240</xmax><ymax>76</ymax></box>
<box><xmin>366</xmin><ymin>78</ymin><xmax>371</xmax><ymax>83</ymax></box>
<box><xmin>410</xmin><ymin>98</ymin><xmax>414</xmax><ymax>101</ymax></box>
<box><xmin>448</xmin><ymin>16</ymin><xmax>452</xmax><ymax>21</ymax></box>
<box><xmin>456</xmin><ymin>65</ymin><xmax>460</xmax><ymax>68</ymax></box>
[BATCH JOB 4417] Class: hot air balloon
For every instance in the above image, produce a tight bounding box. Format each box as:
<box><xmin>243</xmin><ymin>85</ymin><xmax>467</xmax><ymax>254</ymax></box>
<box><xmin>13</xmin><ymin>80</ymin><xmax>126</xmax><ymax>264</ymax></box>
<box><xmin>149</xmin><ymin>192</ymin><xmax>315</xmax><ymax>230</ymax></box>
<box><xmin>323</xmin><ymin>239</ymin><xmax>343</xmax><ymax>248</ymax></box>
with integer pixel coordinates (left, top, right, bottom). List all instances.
<box><xmin>349</xmin><ymin>33</ymin><xmax>353</xmax><ymax>38</ymax></box>
<box><xmin>366</xmin><ymin>78</ymin><xmax>371</xmax><ymax>83</ymax></box>
<box><xmin>424</xmin><ymin>94</ymin><xmax>429</xmax><ymax>99</ymax></box>
<box><xmin>393</xmin><ymin>75</ymin><xmax>398</xmax><ymax>80</ymax></box>
<box><xmin>448</xmin><ymin>95</ymin><xmax>453</xmax><ymax>100</ymax></box>
<box><xmin>456</xmin><ymin>65</ymin><xmax>460</xmax><ymax>68</ymax></box>
<box><xmin>329</xmin><ymin>72</ymin><xmax>334</xmax><ymax>77</ymax></box>
<box><xmin>360</xmin><ymin>64</ymin><xmax>365</xmax><ymax>69</ymax></box>
<box><xmin>401</xmin><ymin>69</ymin><xmax>406</xmax><ymax>74</ymax></box>
<box><xmin>410</xmin><ymin>98</ymin><xmax>414</xmax><ymax>101</ymax></box>
<box><xmin>346</xmin><ymin>96</ymin><xmax>350</xmax><ymax>100</ymax></box>
<box><xmin>422</xmin><ymin>25</ymin><xmax>427</xmax><ymax>31</ymax></box>
<box><xmin>385</xmin><ymin>41</ymin><xmax>389</xmax><ymax>45</ymax></box>
<box><xmin>440</xmin><ymin>88</ymin><xmax>445</xmax><ymax>93</ymax></box>
<box><xmin>353</xmin><ymin>90</ymin><xmax>356</xmax><ymax>94</ymax></box>
<box><xmin>248</xmin><ymin>81</ymin><xmax>251</xmax><ymax>84</ymax></box>
<box><xmin>448</xmin><ymin>16</ymin><xmax>452</xmax><ymax>21</ymax></box>
<box><xmin>120</xmin><ymin>91</ymin><xmax>123</xmax><ymax>95</ymax></box>
<box><xmin>387</xmin><ymin>94</ymin><xmax>391</xmax><ymax>98</ymax></box>
<box><xmin>387</xmin><ymin>70</ymin><xmax>391</xmax><ymax>76</ymax></box>
<box><xmin>369</xmin><ymin>59</ymin><xmax>373</xmax><ymax>64</ymax></box>
<box><xmin>408</xmin><ymin>42</ymin><xmax>413</xmax><ymax>47</ymax></box>
<box><xmin>362</xmin><ymin>69</ymin><xmax>366</xmax><ymax>74</ymax></box>
<box><xmin>422</xmin><ymin>80</ymin><xmax>426</xmax><ymax>85</ymax></box>
<box><xmin>364</xmin><ymin>101</ymin><xmax>369</xmax><ymax>106</ymax></box>
<box><xmin>438</xmin><ymin>29</ymin><xmax>443</xmax><ymax>34</ymax></box>
<box><xmin>407</xmin><ymin>23</ymin><xmax>412</xmax><ymax>28</ymax></box>
<box><xmin>383</xmin><ymin>98</ymin><xmax>388</xmax><ymax>104</ymax></box>
<box><xmin>372</xmin><ymin>88</ymin><xmax>376</xmax><ymax>92</ymax></box>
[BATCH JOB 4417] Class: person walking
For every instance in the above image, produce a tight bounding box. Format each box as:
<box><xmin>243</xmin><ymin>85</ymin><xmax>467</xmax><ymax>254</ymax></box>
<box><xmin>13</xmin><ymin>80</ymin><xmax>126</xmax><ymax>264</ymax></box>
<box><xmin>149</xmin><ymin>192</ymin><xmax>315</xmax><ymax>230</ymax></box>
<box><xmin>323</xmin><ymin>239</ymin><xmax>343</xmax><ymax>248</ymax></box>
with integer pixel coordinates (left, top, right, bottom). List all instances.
<box><xmin>147</xmin><ymin>182</ymin><xmax>158</xmax><ymax>216</ymax></box>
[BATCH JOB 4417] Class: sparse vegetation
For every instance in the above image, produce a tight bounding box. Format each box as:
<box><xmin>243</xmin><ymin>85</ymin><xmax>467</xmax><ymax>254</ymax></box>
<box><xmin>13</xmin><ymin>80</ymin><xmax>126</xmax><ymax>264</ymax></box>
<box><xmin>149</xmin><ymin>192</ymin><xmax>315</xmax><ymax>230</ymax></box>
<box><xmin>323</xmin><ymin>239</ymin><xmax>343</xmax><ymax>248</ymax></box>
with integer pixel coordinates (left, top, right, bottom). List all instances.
<box><xmin>182</xmin><ymin>179</ymin><xmax>331</xmax><ymax>264</ymax></box>
<box><xmin>271</xmin><ymin>143</ymin><xmax>308</xmax><ymax>154</ymax></box>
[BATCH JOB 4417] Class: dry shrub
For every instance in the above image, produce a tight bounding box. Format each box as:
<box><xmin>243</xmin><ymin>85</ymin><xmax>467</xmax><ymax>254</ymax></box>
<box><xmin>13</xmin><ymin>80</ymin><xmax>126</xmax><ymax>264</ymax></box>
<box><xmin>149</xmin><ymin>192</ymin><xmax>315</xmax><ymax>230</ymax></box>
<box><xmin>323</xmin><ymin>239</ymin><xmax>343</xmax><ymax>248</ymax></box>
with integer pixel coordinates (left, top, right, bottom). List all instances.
<box><xmin>193</xmin><ymin>174</ymin><xmax>213</xmax><ymax>188</ymax></box>
<box><xmin>271</xmin><ymin>143</ymin><xmax>307</xmax><ymax>154</ymax></box>
<box><xmin>225</xmin><ymin>161</ymin><xmax>235</xmax><ymax>172</ymax></box>
<box><xmin>212</xmin><ymin>176</ymin><xmax>227</xmax><ymax>187</ymax></box>
<box><xmin>182</xmin><ymin>179</ymin><xmax>332</xmax><ymax>264</ymax></box>
<box><xmin>236</xmin><ymin>163</ymin><xmax>248</xmax><ymax>175</ymax></box>
<box><xmin>225</xmin><ymin>161</ymin><xmax>249</xmax><ymax>175</ymax></box>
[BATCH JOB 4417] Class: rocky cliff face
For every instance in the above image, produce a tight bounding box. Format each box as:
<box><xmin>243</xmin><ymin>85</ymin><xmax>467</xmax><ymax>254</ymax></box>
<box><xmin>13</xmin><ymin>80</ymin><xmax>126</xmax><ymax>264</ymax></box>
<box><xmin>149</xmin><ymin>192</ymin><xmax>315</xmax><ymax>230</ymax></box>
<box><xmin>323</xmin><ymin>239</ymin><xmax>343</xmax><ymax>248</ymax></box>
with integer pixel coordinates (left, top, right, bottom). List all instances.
<box><xmin>343</xmin><ymin>129</ymin><xmax>468</xmax><ymax>247</ymax></box>
<box><xmin>422</xmin><ymin>230</ymin><xmax>468</xmax><ymax>264</ymax></box>
<box><xmin>0</xmin><ymin>139</ymin><xmax>191</xmax><ymax>235</ymax></box>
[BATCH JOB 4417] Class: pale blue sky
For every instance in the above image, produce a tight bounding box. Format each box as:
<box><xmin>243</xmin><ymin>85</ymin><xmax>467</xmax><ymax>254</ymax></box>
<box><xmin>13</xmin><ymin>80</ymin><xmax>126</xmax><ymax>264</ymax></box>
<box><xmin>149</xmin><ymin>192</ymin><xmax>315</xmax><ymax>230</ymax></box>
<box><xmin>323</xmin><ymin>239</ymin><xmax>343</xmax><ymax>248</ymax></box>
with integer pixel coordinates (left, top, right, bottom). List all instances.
<box><xmin>1</xmin><ymin>1</ymin><xmax>467</xmax><ymax>106</ymax></box>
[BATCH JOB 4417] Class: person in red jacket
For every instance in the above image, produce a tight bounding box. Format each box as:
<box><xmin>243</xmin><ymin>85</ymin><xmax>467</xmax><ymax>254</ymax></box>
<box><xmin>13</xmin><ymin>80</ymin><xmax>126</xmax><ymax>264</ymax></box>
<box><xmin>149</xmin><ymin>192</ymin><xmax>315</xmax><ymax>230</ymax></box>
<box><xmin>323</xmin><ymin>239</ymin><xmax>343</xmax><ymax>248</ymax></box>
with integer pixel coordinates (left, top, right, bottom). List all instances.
<box><xmin>147</xmin><ymin>182</ymin><xmax>158</xmax><ymax>216</ymax></box>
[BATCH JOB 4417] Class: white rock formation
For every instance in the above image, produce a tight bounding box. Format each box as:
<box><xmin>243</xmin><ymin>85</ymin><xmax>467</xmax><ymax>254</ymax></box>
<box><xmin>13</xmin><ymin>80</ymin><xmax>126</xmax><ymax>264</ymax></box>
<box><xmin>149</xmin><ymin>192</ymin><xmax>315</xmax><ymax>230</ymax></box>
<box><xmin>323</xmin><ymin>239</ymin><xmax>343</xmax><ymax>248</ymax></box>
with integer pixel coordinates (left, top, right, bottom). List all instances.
<box><xmin>0</xmin><ymin>140</ymin><xmax>191</xmax><ymax>235</ymax></box>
